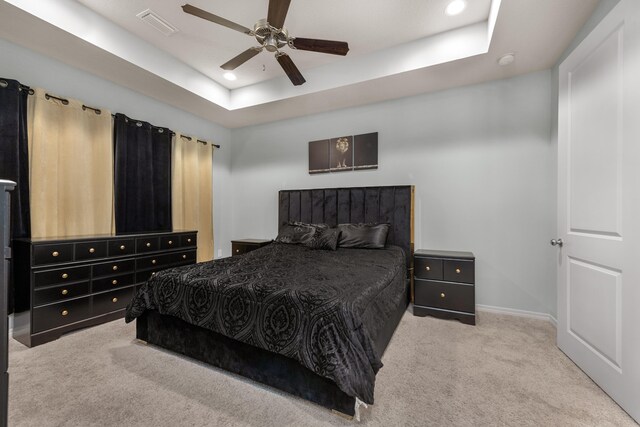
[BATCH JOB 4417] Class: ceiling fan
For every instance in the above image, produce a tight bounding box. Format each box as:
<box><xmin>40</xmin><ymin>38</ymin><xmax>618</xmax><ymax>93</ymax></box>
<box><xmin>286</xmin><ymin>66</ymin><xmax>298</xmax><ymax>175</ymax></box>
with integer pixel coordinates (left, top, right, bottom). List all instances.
<box><xmin>182</xmin><ymin>0</ymin><xmax>350</xmax><ymax>86</ymax></box>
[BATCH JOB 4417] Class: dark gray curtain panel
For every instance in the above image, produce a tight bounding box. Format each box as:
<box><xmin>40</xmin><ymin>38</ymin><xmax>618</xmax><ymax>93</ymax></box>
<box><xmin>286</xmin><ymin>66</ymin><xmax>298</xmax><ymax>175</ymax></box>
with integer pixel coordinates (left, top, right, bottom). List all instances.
<box><xmin>114</xmin><ymin>113</ymin><xmax>172</xmax><ymax>233</ymax></box>
<box><xmin>0</xmin><ymin>78</ymin><xmax>31</xmax><ymax>314</ymax></box>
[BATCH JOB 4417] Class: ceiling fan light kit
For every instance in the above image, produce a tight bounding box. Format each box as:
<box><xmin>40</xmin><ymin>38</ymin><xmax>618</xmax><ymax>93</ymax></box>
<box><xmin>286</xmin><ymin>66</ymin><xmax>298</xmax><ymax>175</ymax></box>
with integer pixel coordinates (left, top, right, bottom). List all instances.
<box><xmin>182</xmin><ymin>0</ymin><xmax>349</xmax><ymax>86</ymax></box>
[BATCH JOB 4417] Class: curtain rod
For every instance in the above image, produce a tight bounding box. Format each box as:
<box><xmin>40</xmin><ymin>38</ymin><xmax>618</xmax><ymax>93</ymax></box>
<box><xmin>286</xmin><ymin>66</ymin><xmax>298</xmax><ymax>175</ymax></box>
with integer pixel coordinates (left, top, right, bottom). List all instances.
<box><xmin>6</xmin><ymin>83</ymin><xmax>221</xmax><ymax>149</ymax></box>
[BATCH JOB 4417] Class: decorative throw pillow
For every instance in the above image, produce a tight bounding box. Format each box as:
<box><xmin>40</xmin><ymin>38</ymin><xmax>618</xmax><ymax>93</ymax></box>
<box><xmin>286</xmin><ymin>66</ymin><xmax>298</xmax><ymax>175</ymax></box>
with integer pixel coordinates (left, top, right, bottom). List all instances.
<box><xmin>302</xmin><ymin>227</ymin><xmax>340</xmax><ymax>250</ymax></box>
<box><xmin>275</xmin><ymin>222</ymin><xmax>328</xmax><ymax>245</ymax></box>
<box><xmin>337</xmin><ymin>223</ymin><xmax>390</xmax><ymax>249</ymax></box>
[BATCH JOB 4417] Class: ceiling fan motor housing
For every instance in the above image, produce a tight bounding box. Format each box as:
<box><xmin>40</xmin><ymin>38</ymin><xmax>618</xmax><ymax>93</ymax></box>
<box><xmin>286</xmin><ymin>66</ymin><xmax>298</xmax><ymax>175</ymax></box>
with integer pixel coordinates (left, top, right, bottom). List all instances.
<box><xmin>254</xmin><ymin>18</ymin><xmax>288</xmax><ymax>52</ymax></box>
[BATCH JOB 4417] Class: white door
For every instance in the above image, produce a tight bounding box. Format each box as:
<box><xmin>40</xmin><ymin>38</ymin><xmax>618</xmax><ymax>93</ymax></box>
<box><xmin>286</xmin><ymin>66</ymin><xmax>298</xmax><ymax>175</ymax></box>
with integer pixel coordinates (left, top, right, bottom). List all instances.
<box><xmin>557</xmin><ymin>0</ymin><xmax>640</xmax><ymax>422</ymax></box>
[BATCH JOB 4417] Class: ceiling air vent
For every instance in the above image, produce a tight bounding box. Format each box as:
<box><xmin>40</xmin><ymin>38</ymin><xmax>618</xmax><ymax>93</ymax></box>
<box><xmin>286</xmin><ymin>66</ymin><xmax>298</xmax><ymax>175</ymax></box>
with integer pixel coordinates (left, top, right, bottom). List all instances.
<box><xmin>136</xmin><ymin>9</ymin><xmax>178</xmax><ymax>36</ymax></box>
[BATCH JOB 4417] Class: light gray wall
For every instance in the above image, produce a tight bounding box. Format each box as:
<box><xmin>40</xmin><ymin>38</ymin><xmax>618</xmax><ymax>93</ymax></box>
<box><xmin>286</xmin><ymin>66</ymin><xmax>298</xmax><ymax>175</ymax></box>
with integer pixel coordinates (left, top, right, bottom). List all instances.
<box><xmin>0</xmin><ymin>37</ymin><xmax>233</xmax><ymax>258</ymax></box>
<box><xmin>230</xmin><ymin>70</ymin><xmax>556</xmax><ymax>316</ymax></box>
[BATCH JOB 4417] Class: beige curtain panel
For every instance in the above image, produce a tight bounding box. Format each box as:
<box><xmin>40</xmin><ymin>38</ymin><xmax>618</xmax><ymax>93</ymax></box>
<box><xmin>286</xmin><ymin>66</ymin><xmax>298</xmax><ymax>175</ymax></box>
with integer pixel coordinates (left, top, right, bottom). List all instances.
<box><xmin>172</xmin><ymin>133</ymin><xmax>214</xmax><ymax>262</ymax></box>
<box><xmin>28</xmin><ymin>88</ymin><xmax>114</xmax><ymax>239</ymax></box>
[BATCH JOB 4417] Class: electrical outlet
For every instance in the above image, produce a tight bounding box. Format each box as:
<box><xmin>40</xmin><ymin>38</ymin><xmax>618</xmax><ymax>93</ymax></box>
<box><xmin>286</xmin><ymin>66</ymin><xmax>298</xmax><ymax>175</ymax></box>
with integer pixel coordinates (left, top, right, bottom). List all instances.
<box><xmin>217</xmin><ymin>249</ymin><xmax>222</xmax><ymax>258</ymax></box>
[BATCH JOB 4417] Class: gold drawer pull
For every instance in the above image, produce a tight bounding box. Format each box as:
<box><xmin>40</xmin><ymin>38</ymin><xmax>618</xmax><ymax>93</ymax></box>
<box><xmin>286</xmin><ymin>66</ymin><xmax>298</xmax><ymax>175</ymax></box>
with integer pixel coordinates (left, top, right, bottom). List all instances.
<box><xmin>187</xmin><ymin>238</ymin><xmax>192</xmax><ymax>243</ymax></box>
<box><xmin>52</xmin><ymin>251</ymin><xmax>59</xmax><ymax>257</ymax></box>
<box><xmin>112</xmin><ymin>265</ymin><xmax>118</xmax><ymax>271</ymax></box>
<box><xmin>425</xmin><ymin>266</ymin><xmax>430</xmax><ymax>271</ymax></box>
<box><xmin>455</xmin><ymin>268</ymin><xmax>461</xmax><ymax>274</ymax></box>
<box><xmin>151</xmin><ymin>259</ymin><xmax>157</xmax><ymax>265</ymax></box>
<box><xmin>120</xmin><ymin>245</ymin><xmax>126</xmax><ymax>250</ymax></box>
<box><xmin>236</xmin><ymin>249</ymin><xmax>240</xmax><ymax>253</ymax></box>
<box><xmin>61</xmin><ymin>309</ymin><xmax>69</xmax><ymax>316</ymax></box>
<box><xmin>146</xmin><ymin>242</ymin><xmax>151</xmax><ymax>247</ymax></box>
<box><xmin>112</xmin><ymin>280</ymin><xmax>118</xmax><ymax>285</ymax></box>
<box><xmin>440</xmin><ymin>293</ymin><xmax>446</xmax><ymax>298</ymax></box>
<box><xmin>182</xmin><ymin>254</ymin><xmax>187</xmax><ymax>259</ymax></box>
<box><xmin>89</xmin><ymin>248</ymin><xmax>95</xmax><ymax>254</ymax></box>
<box><xmin>61</xmin><ymin>289</ymin><xmax>68</xmax><ymax>296</ymax></box>
<box><xmin>112</xmin><ymin>297</ymin><xmax>118</xmax><ymax>303</ymax></box>
<box><xmin>168</xmin><ymin>240</ymin><xmax>173</xmax><ymax>245</ymax></box>
<box><xmin>61</xmin><ymin>273</ymin><xmax>69</xmax><ymax>279</ymax></box>
<box><xmin>151</xmin><ymin>272</ymin><xmax>156</xmax><ymax>276</ymax></box>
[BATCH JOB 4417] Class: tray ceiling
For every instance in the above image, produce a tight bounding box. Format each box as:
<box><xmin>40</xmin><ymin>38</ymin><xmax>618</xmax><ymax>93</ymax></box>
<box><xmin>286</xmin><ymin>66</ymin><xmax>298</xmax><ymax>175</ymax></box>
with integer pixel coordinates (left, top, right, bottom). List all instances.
<box><xmin>0</xmin><ymin>0</ymin><xmax>599</xmax><ymax>128</ymax></box>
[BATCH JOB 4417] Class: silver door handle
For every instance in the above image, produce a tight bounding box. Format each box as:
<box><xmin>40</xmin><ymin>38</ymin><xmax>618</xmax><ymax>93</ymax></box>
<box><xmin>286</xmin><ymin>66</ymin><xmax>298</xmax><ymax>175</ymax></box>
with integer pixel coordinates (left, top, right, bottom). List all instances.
<box><xmin>550</xmin><ymin>238</ymin><xmax>563</xmax><ymax>247</ymax></box>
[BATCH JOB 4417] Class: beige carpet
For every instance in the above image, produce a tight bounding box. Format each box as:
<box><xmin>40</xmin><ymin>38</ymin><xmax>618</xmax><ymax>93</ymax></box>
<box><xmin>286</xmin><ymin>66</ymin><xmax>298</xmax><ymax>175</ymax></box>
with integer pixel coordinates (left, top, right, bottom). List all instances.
<box><xmin>7</xmin><ymin>310</ymin><xmax>636</xmax><ymax>426</ymax></box>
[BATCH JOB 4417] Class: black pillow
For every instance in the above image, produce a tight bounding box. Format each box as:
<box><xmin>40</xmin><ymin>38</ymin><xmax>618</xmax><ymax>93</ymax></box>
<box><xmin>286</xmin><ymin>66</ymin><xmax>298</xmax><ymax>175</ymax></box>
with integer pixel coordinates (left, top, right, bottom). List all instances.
<box><xmin>275</xmin><ymin>222</ymin><xmax>328</xmax><ymax>245</ymax></box>
<box><xmin>303</xmin><ymin>227</ymin><xmax>340</xmax><ymax>251</ymax></box>
<box><xmin>337</xmin><ymin>223</ymin><xmax>390</xmax><ymax>249</ymax></box>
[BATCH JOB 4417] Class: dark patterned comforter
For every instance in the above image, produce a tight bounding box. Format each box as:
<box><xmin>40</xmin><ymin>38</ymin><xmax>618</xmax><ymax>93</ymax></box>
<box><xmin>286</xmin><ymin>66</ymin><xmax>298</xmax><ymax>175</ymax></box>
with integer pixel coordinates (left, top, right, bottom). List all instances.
<box><xmin>125</xmin><ymin>242</ymin><xmax>406</xmax><ymax>404</ymax></box>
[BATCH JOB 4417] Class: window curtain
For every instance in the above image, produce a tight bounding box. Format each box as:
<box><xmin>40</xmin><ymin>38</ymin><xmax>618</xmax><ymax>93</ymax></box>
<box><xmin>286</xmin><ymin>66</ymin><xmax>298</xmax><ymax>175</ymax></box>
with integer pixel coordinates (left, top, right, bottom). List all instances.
<box><xmin>27</xmin><ymin>88</ymin><xmax>114</xmax><ymax>238</ymax></box>
<box><xmin>114</xmin><ymin>113</ymin><xmax>172</xmax><ymax>234</ymax></box>
<box><xmin>0</xmin><ymin>78</ymin><xmax>30</xmax><ymax>314</ymax></box>
<box><xmin>172</xmin><ymin>134</ymin><xmax>214</xmax><ymax>262</ymax></box>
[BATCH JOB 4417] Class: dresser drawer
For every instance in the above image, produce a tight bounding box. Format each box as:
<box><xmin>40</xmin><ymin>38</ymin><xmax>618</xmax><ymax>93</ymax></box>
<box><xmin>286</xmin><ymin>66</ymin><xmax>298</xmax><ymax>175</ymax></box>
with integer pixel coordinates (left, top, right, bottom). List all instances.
<box><xmin>32</xmin><ymin>296</ymin><xmax>91</xmax><ymax>333</ymax></box>
<box><xmin>136</xmin><ymin>253</ymin><xmax>171</xmax><ymax>270</ymax></box>
<box><xmin>93</xmin><ymin>287</ymin><xmax>134</xmax><ymax>316</ymax></box>
<box><xmin>414</xmin><ymin>257</ymin><xmax>443</xmax><ymax>280</ymax></box>
<box><xmin>108</xmin><ymin>238</ymin><xmax>134</xmax><ymax>256</ymax></box>
<box><xmin>443</xmin><ymin>259</ymin><xmax>474</xmax><ymax>284</ymax></box>
<box><xmin>415</xmin><ymin>279</ymin><xmax>475</xmax><ymax>313</ymax></box>
<box><xmin>136</xmin><ymin>237</ymin><xmax>159</xmax><ymax>253</ymax></box>
<box><xmin>34</xmin><ymin>266</ymin><xmax>91</xmax><ymax>288</ymax></box>
<box><xmin>136</xmin><ymin>269</ymin><xmax>161</xmax><ymax>283</ymax></box>
<box><xmin>172</xmin><ymin>250</ymin><xmax>196</xmax><ymax>264</ymax></box>
<box><xmin>160</xmin><ymin>235</ymin><xmax>179</xmax><ymax>250</ymax></box>
<box><xmin>93</xmin><ymin>259</ymin><xmax>135</xmax><ymax>278</ymax></box>
<box><xmin>75</xmin><ymin>241</ymin><xmax>108</xmax><ymax>261</ymax></box>
<box><xmin>33</xmin><ymin>281</ymin><xmax>90</xmax><ymax>307</ymax></box>
<box><xmin>181</xmin><ymin>233</ymin><xmax>197</xmax><ymax>248</ymax></box>
<box><xmin>33</xmin><ymin>243</ymin><xmax>73</xmax><ymax>265</ymax></box>
<box><xmin>92</xmin><ymin>273</ymin><xmax>135</xmax><ymax>293</ymax></box>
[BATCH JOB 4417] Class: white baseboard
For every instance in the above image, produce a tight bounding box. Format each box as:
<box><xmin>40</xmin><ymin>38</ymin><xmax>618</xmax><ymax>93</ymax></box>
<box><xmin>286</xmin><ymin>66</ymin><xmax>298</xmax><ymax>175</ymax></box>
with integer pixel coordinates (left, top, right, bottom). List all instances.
<box><xmin>477</xmin><ymin>304</ymin><xmax>557</xmax><ymax>327</ymax></box>
<box><xmin>8</xmin><ymin>314</ymin><xmax>13</xmax><ymax>335</ymax></box>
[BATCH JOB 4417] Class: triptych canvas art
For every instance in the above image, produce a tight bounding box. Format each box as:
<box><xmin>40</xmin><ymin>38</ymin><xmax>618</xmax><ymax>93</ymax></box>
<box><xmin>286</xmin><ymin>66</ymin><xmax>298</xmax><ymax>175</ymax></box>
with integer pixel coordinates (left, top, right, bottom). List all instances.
<box><xmin>308</xmin><ymin>132</ymin><xmax>378</xmax><ymax>174</ymax></box>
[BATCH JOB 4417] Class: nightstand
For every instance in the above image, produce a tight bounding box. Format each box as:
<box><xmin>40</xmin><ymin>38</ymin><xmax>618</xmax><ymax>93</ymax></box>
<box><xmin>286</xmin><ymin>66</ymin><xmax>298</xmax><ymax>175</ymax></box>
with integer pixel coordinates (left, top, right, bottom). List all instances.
<box><xmin>231</xmin><ymin>239</ymin><xmax>272</xmax><ymax>256</ymax></box>
<box><xmin>413</xmin><ymin>249</ymin><xmax>476</xmax><ymax>325</ymax></box>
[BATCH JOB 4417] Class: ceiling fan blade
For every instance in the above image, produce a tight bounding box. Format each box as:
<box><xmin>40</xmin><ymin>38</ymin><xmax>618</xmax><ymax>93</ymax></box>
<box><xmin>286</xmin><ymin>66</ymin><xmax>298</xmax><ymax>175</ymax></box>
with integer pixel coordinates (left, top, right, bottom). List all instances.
<box><xmin>221</xmin><ymin>47</ymin><xmax>263</xmax><ymax>70</ymax></box>
<box><xmin>291</xmin><ymin>38</ymin><xmax>349</xmax><ymax>56</ymax></box>
<box><xmin>182</xmin><ymin>4</ymin><xmax>252</xmax><ymax>35</ymax></box>
<box><xmin>276</xmin><ymin>53</ymin><xmax>306</xmax><ymax>86</ymax></box>
<box><xmin>267</xmin><ymin>0</ymin><xmax>291</xmax><ymax>29</ymax></box>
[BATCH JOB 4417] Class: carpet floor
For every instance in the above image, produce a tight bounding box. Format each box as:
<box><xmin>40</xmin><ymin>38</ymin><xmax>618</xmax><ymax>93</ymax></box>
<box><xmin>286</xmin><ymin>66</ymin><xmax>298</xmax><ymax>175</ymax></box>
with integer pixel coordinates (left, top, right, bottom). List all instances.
<box><xmin>7</xmin><ymin>310</ymin><xmax>636</xmax><ymax>426</ymax></box>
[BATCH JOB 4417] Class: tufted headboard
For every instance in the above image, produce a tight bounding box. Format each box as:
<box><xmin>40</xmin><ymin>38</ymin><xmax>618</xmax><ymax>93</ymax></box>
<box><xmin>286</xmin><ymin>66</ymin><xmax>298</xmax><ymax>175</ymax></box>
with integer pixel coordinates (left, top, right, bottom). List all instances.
<box><xmin>278</xmin><ymin>186</ymin><xmax>414</xmax><ymax>273</ymax></box>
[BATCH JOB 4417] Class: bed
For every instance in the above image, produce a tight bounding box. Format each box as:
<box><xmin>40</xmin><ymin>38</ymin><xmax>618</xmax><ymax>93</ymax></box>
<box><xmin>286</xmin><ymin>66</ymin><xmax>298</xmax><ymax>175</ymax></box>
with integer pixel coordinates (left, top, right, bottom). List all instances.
<box><xmin>126</xmin><ymin>185</ymin><xmax>414</xmax><ymax>417</ymax></box>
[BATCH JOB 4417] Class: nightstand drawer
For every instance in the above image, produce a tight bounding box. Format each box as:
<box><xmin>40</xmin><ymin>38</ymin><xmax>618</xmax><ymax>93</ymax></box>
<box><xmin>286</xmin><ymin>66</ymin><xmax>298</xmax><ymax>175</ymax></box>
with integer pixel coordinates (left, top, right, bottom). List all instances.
<box><xmin>232</xmin><ymin>243</ymin><xmax>249</xmax><ymax>256</ymax></box>
<box><xmin>415</xmin><ymin>279</ymin><xmax>474</xmax><ymax>313</ymax></box>
<box><xmin>443</xmin><ymin>259</ymin><xmax>474</xmax><ymax>284</ymax></box>
<box><xmin>414</xmin><ymin>257</ymin><xmax>443</xmax><ymax>280</ymax></box>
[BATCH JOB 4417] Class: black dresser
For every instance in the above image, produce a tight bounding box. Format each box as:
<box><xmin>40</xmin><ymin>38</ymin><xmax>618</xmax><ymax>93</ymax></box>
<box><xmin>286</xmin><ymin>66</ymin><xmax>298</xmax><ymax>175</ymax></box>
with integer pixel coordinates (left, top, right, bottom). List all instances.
<box><xmin>231</xmin><ymin>239</ymin><xmax>272</xmax><ymax>256</ymax></box>
<box><xmin>1</xmin><ymin>180</ymin><xmax>15</xmax><ymax>427</ymax></box>
<box><xmin>413</xmin><ymin>249</ymin><xmax>476</xmax><ymax>325</ymax></box>
<box><xmin>12</xmin><ymin>230</ymin><xmax>197</xmax><ymax>347</ymax></box>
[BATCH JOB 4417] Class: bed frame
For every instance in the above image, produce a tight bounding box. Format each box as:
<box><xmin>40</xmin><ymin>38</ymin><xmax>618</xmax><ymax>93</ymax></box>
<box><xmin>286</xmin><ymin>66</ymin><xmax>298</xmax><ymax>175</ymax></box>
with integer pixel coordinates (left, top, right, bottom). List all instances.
<box><xmin>136</xmin><ymin>185</ymin><xmax>414</xmax><ymax>416</ymax></box>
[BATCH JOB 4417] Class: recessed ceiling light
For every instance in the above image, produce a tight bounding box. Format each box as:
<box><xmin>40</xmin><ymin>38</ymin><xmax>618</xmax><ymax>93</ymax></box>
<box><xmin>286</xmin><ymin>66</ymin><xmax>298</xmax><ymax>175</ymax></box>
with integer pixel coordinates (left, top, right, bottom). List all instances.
<box><xmin>497</xmin><ymin>53</ymin><xmax>516</xmax><ymax>66</ymax></box>
<box><xmin>445</xmin><ymin>0</ymin><xmax>466</xmax><ymax>16</ymax></box>
<box><xmin>223</xmin><ymin>72</ymin><xmax>237</xmax><ymax>81</ymax></box>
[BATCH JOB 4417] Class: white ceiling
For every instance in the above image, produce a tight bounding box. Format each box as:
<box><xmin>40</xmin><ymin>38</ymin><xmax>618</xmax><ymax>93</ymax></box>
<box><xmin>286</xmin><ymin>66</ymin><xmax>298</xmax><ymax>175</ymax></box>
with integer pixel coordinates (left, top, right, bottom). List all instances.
<box><xmin>0</xmin><ymin>0</ymin><xmax>599</xmax><ymax>128</ymax></box>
